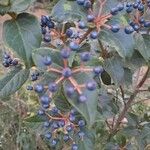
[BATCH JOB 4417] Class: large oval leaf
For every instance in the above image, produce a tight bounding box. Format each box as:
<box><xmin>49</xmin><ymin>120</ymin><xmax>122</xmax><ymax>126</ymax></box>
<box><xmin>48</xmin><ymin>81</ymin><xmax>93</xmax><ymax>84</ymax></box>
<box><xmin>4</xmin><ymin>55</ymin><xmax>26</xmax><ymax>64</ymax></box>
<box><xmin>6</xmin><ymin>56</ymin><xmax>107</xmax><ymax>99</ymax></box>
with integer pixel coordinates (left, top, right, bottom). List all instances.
<box><xmin>3</xmin><ymin>13</ymin><xmax>42</xmax><ymax>68</ymax></box>
<box><xmin>0</xmin><ymin>66</ymin><xmax>29</xmax><ymax>98</ymax></box>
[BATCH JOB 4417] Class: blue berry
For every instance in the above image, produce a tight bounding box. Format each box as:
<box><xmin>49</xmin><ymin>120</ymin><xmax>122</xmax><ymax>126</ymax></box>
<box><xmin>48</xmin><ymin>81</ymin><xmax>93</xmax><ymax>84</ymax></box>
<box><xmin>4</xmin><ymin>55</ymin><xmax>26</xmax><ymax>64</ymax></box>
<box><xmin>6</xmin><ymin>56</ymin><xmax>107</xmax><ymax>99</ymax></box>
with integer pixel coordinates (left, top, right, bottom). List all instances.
<box><xmin>48</xmin><ymin>82</ymin><xmax>57</xmax><ymax>92</ymax></box>
<box><xmin>139</xmin><ymin>18</ymin><xmax>145</xmax><ymax>24</ymax></box>
<box><xmin>80</xmin><ymin>52</ymin><xmax>90</xmax><ymax>62</ymax></box>
<box><xmin>133</xmin><ymin>24</ymin><xmax>140</xmax><ymax>31</ymax></box>
<box><xmin>70</xmin><ymin>108</ymin><xmax>77</xmax><ymax>115</ymax></box>
<box><xmin>72</xmin><ymin>144</ymin><xmax>78</xmax><ymax>150</ymax></box>
<box><xmin>138</xmin><ymin>4</ymin><xmax>144</xmax><ymax>11</ymax></box>
<box><xmin>66</xmin><ymin>86</ymin><xmax>75</xmax><ymax>96</ymax></box>
<box><xmin>51</xmin><ymin>139</ymin><xmax>58</xmax><ymax>147</ymax></box>
<box><xmin>31</xmin><ymin>74</ymin><xmax>38</xmax><ymax>81</ymax></box>
<box><xmin>144</xmin><ymin>21</ymin><xmax>150</xmax><ymax>27</ymax></box>
<box><xmin>42</xmin><ymin>104</ymin><xmax>49</xmax><ymax>109</ymax></box>
<box><xmin>93</xmin><ymin>66</ymin><xmax>103</xmax><ymax>75</ymax></box>
<box><xmin>76</xmin><ymin>0</ymin><xmax>85</xmax><ymax>5</ymax></box>
<box><xmin>87</xmin><ymin>14</ymin><xmax>95</xmax><ymax>22</ymax></box>
<box><xmin>90</xmin><ymin>31</ymin><xmax>98</xmax><ymax>39</ymax></box>
<box><xmin>63</xmin><ymin>134</ymin><xmax>70</xmax><ymax>142</ymax></box>
<box><xmin>47</xmin><ymin>21</ymin><xmax>55</xmax><ymax>29</ymax></box>
<box><xmin>117</xmin><ymin>3</ymin><xmax>124</xmax><ymax>11</ymax></box>
<box><xmin>69</xmin><ymin>42</ymin><xmax>79</xmax><ymax>51</ymax></box>
<box><xmin>12</xmin><ymin>59</ymin><xmax>18</xmax><ymax>66</ymax></box>
<box><xmin>69</xmin><ymin>114</ymin><xmax>76</xmax><ymax>122</ymax></box>
<box><xmin>58</xmin><ymin>120</ymin><xmax>65</xmax><ymax>127</ymax></box>
<box><xmin>66</xmin><ymin>29</ymin><xmax>73</xmax><ymax>37</ymax></box>
<box><xmin>110</xmin><ymin>7</ymin><xmax>118</xmax><ymax>15</ymax></box>
<box><xmin>41</xmin><ymin>15</ymin><xmax>47</xmax><ymax>26</ymax></box>
<box><xmin>66</xmin><ymin>125</ymin><xmax>73</xmax><ymax>132</ymax></box>
<box><xmin>126</xmin><ymin>6</ymin><xmax>133</xmax><ymax>13</ymax></box>
<box><xmin>78</xmin><ymin>119</ymin><xmax>86</xmax><ymax>127</ymax></box>
<box><xmin>27</xmin><ymin>85</ymin><xmax>33</xmax><ymax>90</ymax></box>
<box><xmin>79</xmin><ymin>95</ymin><xmax>87</xmax><ymax>102</ymax></box>
<box><xmin>37</xmin><ymin>109</ymin><xmax>44</xmax><ymax>115</ymax></box>
<box><xmin>129</xmin><ymin>21</ymin><xmax>135</xmax><ymax>27</ymax></box>
<box><xmin>86</xmin><ymin>81</ymin><xmax>96</xmax><ymax>91</ymax></box>
<box><xmin>40</xmin><ymin>95</ymin><xmax>51</xmax><ymax>105</ymax></box>
<box><xmin>78</xmin><ymin>21</ymin><xmax>86</xmax><ymax>29</ymax></box>
<box><xmin>51</xmin><ymin>107</ymin><xmax>59</xmax><ymax>114</ymax></box>
<box><xmin>111</xmin><ymin>25</ymin><xmax>120</xmax><ymax>33</ymax></box>
<box><xmin>124</xmin><ymin>26</ymin><xmax>134</xmax><ymax>34</ymax></box>
<box><xmin>133</xmin><ymin>2</ymin><xmax>139</xmax><ymax>9</ymax></box>
<box><xmin>44</xmin><ymin>121</ymin><xmax>50</xmax><ymax>127</ymax></box>
<box><xmin>34</xmin><ymin>84</ymin><xmax>44</xmax><ymax>93</ymax></box>
<box><xmin>83</xmin><ymin>0</ymin><xmax>91</xmax><ymax>8</ymax></box>
<box><xmin>2</xmin><ymin>62</ymin><xmax>9</xmax><ymax>67</ymax></box>
<box><xmin>45</xmin><ymin>132</ymin><xmax>52</xmax><ymax>139</ymax></box>
<box><xmin>4</xmin><ymin>53</ymin><xmax>10</xmax><ymax>59</ymax></box>
<box><xmin>43</xmin><ymin>56</ymin><xmax>52</xmax><ymax>66</ymax></box>
<box><xmin>41</xmin><ymin>27</ymin><xmax>46</xmax><ymax>34</ymax></box>
<box><xmin>43</xmin><ymin>34</ymin><xmax>51</xmax><ymax>42</ymax></box>
<box><xmin>62</xmin><ymin>68</ymin><xmax>72</xmax><ymax>78</ymax></box>
<box><xmin>78</xmin><ymin>131</ymin><xmax>85</xmax><ymax>138</ymax></box>
<box><xmin>60</xmin><ymin>49</ymin><xmax>70</xmax><ymax>59</ymax></box>
<box><xmin>126</xmin><ymin>2</ymin><xmax>132</xmax><ymax>7</ymax></box>
<box><xmin>52</xmin><ymin>122</ymin><xmax>59</xmax><ymax>129</ymax></box>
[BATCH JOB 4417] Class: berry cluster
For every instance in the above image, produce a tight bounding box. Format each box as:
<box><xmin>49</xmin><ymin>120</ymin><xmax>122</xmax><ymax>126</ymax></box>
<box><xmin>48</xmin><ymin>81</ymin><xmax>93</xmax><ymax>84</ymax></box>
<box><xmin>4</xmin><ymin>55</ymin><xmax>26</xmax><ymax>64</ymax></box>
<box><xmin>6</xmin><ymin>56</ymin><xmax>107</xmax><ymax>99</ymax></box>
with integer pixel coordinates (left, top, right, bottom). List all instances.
<box><xmin>2</xmin><ymin>52</ymin><xmax>18</xmax><ymax>68</ymax></box>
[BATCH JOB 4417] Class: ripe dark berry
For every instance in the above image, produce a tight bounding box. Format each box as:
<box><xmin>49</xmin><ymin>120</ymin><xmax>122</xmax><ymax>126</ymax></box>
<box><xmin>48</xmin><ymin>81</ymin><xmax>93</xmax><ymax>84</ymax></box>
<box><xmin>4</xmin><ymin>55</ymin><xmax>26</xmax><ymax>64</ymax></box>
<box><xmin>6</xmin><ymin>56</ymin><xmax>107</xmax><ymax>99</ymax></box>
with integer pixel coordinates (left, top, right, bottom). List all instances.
<box><xmin>133</xmin><ymin>24</ymin><xmax>140</xmax><ymax>31</ymax></box>
<box><xmin>51</xmin><ymin>107</ymin><xmax>59</xmax><ymax>114</ymax></box>
<box><xmin>79</xmin><ymin>95</ymin><xmax>87</xmax><ymax>102</ymax></box>
<box><xmin>51</xmin><ymin>139</ymin><xmax>58</xmax><ymax>147</ymax></box>
<box><xmin>138</xmin><ymin>4</ymin><xmax>144</xmax><ymax>11</ymax></box>
<box><xmin>43</xmin><ymin>56</ymin><xmax>52</xmax><ymax>66</ymax></box>
<box><xmin>60</xmin><ymin>49</ymin><xmax>70</xmax><ymax>59</ymax></box>
<box><xmin>110</xmin><ymin>7</ymin><xmax>118</xmax><ymax>15</ymax></box>
<box><xmin>83</xmin><ymin>0</ymin><xmax>91</xmax><ymax>8</ymax></box>
<box><xmin>41</xmin><ymin>27</ymin><xmax>47</xmax><ymax>34</ymax></box>
<box><xmin>133</xmin><ymin>2</ymin><xmax>139</xmax><ymax>9</ymax></box>
<box><xmin>86</xmin><ymin>81</ymin><xmax>96</xmax><ymax>91</ymax></box>
<box><xmin>76</xmin><ymin>0</ymin><xmax>85</xmax><ymax>5</ymax></box>
<box><xmin>144</xmin><ymin>21</ymin><xmax>150</xmax><ymax>27</ymax></box>
<box><xmin>66</xmin><ymin>29</ymin><xmax>73</xmax><ymax>37</ymax></box>
<box><xmin>42</xmin><ymin>104</ymin><xmax>49</xmax><ymax>109</ymax></box>
<box><xmin>34</xmin><ymin>84</ymin><xmax>44</xmax><ymax>93</ymax></box>
<box><xmin>124</xmin><ymin>26</ymin><xmax>134</xmax><ymax>34</ymax></box>
<box><xmin>139</xmin><ymin>18</ymin><xmax>145</xmax><ymax>24</ymax></box>
<box><xmin>78</xmin><ymin>21</ymin><xmax>86</xmax><ymax>29</ymax></box>
<box><xmin>40</xmin><ymin>95</ymin><xmax>51</xmax><ymax>105</ymax></box>
<box><xmin>37</xmin><ymin>109</ymin><xmax>44</xmax><ymax>115</ymax></box>
<box><xmin>2</xmin><ymin>61</ymin><xmax>9</xmax><ymax>67</ymax></box>
<box><xmin>87</xmin><ymin>15</ymin><xmax>95</xmax><ymax>22</ymax></box>
<box><xmin>27</xmin><ymin>85</ymin><xmax>33</xmax><ymax>91</ymax></box>
<box><xmin>69</xmin><ymin>114</ymin><xmax>76</xmax><ymax>122</ymax></box>
<box><xmin>48</xmin><ymin>82</ymin><xmax>57</xmax><ymax>92</ymax></box>
<box><xmin>129</xmin><ymin>21</ymin><xmax>135</xmax><ymax>27</ymax></box>
<box><xmin>80</xmin><ymin>52</ymin><xmax>90</xmax><ymax>62</ymax></box>
<box><xmin>58</xmin><ymin>120</ymin><xmax>65</xmax><ymax>127</ymax></box>
<box><xmin>117</xmin><ymin>3</ymin><xmax>124</xmax><ymax>11</ymax></box>
<box><xmin>90</xmin><ymin>31</ymin><xmax>98</xmax><ymax>39</ymax></box>
<box><xmin>78</xmin><ymin>119</ymin><xmax>86</xmax><ymax>127</ymax></box>
<box><xmin>41</xmin><ymin>15</ymin><xmax>47</xmax><ymax>26</ymax></box>
<box><xmin>63</xmin><ymin>134</ymin><xmax>70</xmax><ymax>142</ymax></box>
<box><xmin>43</xmin><ymin>34</ymin><xmax>51</xmax><ymax>42</ymax></box>
<box><xmin>69</xmin><ymin>42</ymin><xmax>79</xmax><ymax>51</ymax></box>
<box><xmin>93</xmin><ymin>66</ymin><xmax>104</xmax><ymax>75</ymax></box>
<box><xmin>52</xmin><ymin>122</ymin><xmax>59</xmax><ymax>129</ymax></box>
<box><xmin>70</xmin><ymin>108</ymin><xmax>77</xmax><ymax>115</ymax></box>
<box><xmin>31</xmin><ymin>74</ymin><xmax>38</xmax><ymax>81</ymax></box>
<box><xmin>66</xmin><ymin>86</ymin><xmax>75</xmax><ymax>96</ymax></box>
<box><xmin>62</xmin><ymin>68</ymin><xmax>72</xmax><ymax>78</ymax></box>
<box><xmin>45</xmin><ymin>132</ymin><xmax>52</xmax><ymax>139</ymax></box>
<box><xmin>44</xmin><ymin>121</ymin><xmax>50</xmax><ymax>127</ymax></box>
<box><xmin>12</xmin><ymin>59</ymin><xmax>18</xmax><ymax>66</ymax></box>
<box><xmin>47</xmin><ymin>21</ymin><xmax>55</xmax><ymax>29</ymax></box>
<box><xmin>66</xmin><ymin>125</ymin><xmax>73</xmax><ymax>132</ymax></box>
<box><xmin>126</xmin><ymin>2</ymin><xmax>132</xmax><ymax>7</ymax></box>
<box><xmin>78</xmin><ymin>131</ymin><xmax>85</xmax><ymax>138</ymax></box>
<box><xmin>4</xmin><ymin>53</ymin><xmax>10</xmax><ymax>59</ymax></box>
<box><xmin>111</xmin><ymin>25</ymin><xmax>120</xmax><ymax>33</ymax></box>
<box><xmin>72</xmin><ymin>144</ymin><xmax>78</xmax><ymax>150</ymax></box>
<box><xmin>126</xmin><ymin>6</ymin><xmax>133</xmax><ymax>13</ymax></box>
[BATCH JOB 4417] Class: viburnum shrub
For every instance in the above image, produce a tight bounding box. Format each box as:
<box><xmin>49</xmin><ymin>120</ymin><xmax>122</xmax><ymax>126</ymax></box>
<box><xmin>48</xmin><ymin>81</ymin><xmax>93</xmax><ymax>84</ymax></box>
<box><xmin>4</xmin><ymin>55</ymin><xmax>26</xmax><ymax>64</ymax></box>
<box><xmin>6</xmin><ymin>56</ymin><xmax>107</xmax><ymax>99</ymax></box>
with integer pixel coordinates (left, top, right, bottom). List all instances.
<box><xmin>0</xmin><ymin>0</ymin><xmax>150</xmax><ymax>149</ymax></box>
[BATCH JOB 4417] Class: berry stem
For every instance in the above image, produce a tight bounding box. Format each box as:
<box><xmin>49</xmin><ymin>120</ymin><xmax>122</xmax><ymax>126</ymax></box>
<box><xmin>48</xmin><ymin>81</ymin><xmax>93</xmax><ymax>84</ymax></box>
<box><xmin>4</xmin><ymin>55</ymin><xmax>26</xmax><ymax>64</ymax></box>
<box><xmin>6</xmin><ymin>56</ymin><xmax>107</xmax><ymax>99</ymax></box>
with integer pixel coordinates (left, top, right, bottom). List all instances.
<box><xmin>47</xmin><ymin>67</ymin><xmax>62</xmax><ymax>74</ymax></box>
<box><xmin>72</xmin><ymin>67</ymin><xmax>93</xmax><ymax>73</ymax></box>
<box><xmin>68</xmin><ymin>77</ymin><xmax>82</xmax><ymax>94</ymax></box>
<box><xmin>63</xmin><ymin>59</ymin><xmax>68</xmax><ymax>68</ymax></box>
<box><xmin>45</xmin><ymin>112</ymin><xmax>66</xmax><ymax>120</ymax></box>
<box><xmin>98</xmin><ymin>0</ymin><xmax>107</xmax><ymax>17</ymax></box>
<box><xmin>55</xmin><ymin>76</ymin><xmax>64</xmax><ymax>84</ymax></box>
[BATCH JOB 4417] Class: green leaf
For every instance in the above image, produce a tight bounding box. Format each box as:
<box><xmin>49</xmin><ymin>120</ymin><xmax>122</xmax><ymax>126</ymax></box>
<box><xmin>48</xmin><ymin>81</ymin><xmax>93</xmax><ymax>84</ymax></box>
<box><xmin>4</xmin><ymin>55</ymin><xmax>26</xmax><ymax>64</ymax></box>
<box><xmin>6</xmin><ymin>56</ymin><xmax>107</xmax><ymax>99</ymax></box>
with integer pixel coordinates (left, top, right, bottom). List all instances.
<box><xmin>24</xmin><ymin>114</ymin><xmax>45</xmax><ymax>122</ymax></box>
<box><xmin>134</xmin><ymin>33</ymin><xmax>150</xmax><ymax>61</ymax></box>
<box><xmin>104</xmin><ymin>57</ymin><xmax>124</xmax><ymax>85</ymax></box>
<box><xmin>64</xmin><ymin>72</ymin><xmax>99</xmax><ymax>127</ymax></box>
<box><xmin>3</xmin><ymin>13</ymin><xmax>42</xmax><ymax>68</ymax></box>
<box><xmin>99</xmin><ymin>29</ymin><xmax>135</xmax><ymax>58</ymax></box>
<box><xmin>0</xmin><ymin>66</ymin><xmax>29</xmax><ymax>98</ymax></box>
<box><xmin>0</xmin><ymin>0</ymin><xmax>10</xmax><ymax>6</ymax></box>
<box><xmin>51</xmin><ymin>0</ymin><xmax>87</xmax><ymax>21</ymax></box>
<box><xmin>101</xmin><ymin>70</ymin><xmax>112</xmax><ymax>85</ymax></box>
